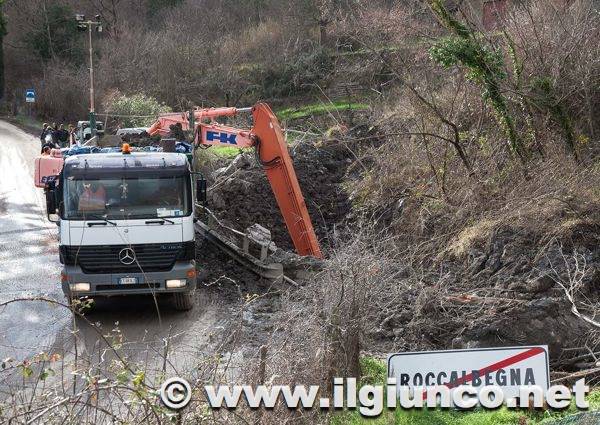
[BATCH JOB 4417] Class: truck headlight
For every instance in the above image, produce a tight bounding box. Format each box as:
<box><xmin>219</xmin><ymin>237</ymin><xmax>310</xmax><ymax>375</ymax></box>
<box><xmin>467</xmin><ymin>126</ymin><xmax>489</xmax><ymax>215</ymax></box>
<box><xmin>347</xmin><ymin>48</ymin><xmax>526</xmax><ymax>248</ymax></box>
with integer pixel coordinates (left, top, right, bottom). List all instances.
<box><xmin>70</xmin><ymin>283</ymin><xmax>90</xmax><ymax>292</ymax></box>
<box><xmin>166</xmin><ymin>279</ymin><xmax>187</xmax><ymax>289</ymax></box>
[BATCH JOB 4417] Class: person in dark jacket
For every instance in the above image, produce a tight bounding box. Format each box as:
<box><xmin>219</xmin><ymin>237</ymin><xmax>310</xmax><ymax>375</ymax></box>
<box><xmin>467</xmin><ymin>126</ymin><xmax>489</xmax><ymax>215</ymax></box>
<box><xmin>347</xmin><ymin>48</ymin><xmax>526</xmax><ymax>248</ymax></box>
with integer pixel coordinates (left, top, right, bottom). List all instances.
<box><xmin>56</xmin><ymin>124</ymin><xmax>69</xmax><ymax>147</ymax></box>
<box><xmin>51</xmin><ymin>123</ymin><xmax>60</xmax><ymax>145</ymax></box>
<box><xmin>169</xmin><ymin>122</ymin><xmax>186</xmax><ymax>142</ymax></box>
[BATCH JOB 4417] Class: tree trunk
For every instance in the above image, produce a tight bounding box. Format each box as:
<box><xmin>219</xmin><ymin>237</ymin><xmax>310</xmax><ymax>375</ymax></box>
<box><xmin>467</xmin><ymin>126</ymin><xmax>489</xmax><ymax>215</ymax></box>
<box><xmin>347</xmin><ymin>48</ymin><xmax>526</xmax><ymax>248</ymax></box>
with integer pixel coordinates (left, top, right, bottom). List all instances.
<box><xmin>319</xmin><ymin>19</ymin><xmax>328</xmax><ymax>47</ymax></box>
<box><xmin>0</xmin><ymin>35</ymin><xmax>4</xmax><ymax>100</ymax></box>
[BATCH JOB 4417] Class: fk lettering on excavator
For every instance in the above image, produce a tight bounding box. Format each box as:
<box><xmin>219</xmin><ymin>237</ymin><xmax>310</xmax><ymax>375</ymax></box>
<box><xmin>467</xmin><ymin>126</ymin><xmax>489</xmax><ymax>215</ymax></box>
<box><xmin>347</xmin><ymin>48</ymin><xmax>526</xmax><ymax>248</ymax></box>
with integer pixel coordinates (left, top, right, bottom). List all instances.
<box><xmin>206</xmin><ymin>131</ymin><xmax>237</xmax><ymax>145</ymax></box>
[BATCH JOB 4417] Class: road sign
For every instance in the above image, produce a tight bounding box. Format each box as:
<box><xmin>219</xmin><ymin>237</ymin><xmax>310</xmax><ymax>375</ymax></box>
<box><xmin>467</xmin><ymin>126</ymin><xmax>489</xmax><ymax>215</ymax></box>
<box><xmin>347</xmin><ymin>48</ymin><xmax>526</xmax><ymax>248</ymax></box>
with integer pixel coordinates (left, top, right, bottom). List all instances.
<box><xmin>388</xmin><ymin>346</ymin><xmax>549</xmax><ymax>398</ymax></box>
<box><xmin>25</xmin><ymin>89</ymin><xmax>35</xmax><ymax>103</ymax></box>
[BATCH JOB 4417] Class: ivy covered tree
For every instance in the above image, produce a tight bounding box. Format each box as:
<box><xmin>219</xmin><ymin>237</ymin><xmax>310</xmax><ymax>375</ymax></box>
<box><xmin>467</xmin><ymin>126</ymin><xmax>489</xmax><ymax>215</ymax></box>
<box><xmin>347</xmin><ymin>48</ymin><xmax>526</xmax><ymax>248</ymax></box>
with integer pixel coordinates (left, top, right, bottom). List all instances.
<box><xmin>426</xmin><ymin>0</ymin><xmax>526</xmax><ymax>162</ymax></box>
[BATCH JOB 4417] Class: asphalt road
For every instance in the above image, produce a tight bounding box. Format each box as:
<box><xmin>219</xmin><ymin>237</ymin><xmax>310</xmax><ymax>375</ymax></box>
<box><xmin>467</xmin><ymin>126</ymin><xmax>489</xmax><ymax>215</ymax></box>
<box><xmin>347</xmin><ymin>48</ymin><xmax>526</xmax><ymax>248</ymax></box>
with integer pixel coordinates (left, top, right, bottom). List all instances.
<box><xmin>0</xmin><ymin>120</ymin><xmax>68</xmax><ymax>361</ymax></box>
<box><xmin>0</xmin><ymin>120</ymin><xmax>228</xmax><ymax>379</ymax></box>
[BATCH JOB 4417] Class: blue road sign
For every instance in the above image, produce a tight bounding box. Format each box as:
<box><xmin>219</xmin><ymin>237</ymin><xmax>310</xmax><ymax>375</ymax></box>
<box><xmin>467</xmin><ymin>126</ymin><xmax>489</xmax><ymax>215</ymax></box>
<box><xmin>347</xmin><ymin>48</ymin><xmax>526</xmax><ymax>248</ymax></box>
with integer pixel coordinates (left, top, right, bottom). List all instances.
<box><xmin>25</xmin><ymin>89</ymin><xmax>35</xmax><ymax>103</ymax></box>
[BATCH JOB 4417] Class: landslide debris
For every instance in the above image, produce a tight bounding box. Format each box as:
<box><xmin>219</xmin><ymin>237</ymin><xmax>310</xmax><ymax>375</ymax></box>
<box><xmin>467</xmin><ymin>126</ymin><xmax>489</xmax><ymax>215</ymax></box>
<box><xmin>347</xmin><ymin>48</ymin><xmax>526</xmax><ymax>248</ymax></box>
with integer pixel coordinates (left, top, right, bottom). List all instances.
<box><xmin>195</xmin><ymin>127</ymin><xmax>600</xmax><ymax>378</ymax></box>
<box><xmin>203</xmin><ymin>137</ymin><xmax>358</xmax><ymax>253</ymax></box>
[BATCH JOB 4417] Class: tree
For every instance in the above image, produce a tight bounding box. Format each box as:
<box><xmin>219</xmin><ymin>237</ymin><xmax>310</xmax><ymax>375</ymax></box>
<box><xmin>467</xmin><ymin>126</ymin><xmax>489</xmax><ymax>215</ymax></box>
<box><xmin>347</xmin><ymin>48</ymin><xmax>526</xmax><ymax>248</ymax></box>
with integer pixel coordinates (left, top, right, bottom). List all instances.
<box><xmin>0</xmin><ymin>0</ymin><xmax>7</xmax><ymax>100</ymax></box>
<box><xmin>146</xmin><ymin>0</ymin><xmax>184</xmax><ymax>15</ymax></box>
<box><xmin>23</xmin><ymin>3</ymin><xmax>81</xmax><ymax>62</ymax></box>
<box><xmin>427</xmin><ymin>0</ymin><xmax>526</xmax><ymax>162</ymax></box>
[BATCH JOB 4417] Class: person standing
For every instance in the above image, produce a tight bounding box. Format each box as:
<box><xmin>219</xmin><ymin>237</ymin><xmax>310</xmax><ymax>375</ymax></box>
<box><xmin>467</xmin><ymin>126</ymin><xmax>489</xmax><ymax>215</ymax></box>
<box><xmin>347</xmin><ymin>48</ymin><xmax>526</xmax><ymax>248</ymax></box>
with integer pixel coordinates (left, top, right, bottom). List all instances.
<box><xmin>39</xmin><ymin>123</ymin><xmax>50</xmax><ymax>147</ymax></box>
<box><xmin>51</xmin><ymin>123</ymin><xmax>60</xmax><ymax>145</ymax></box>
<box><xmin>68</xmin><ymin>124</ymin><xmax>79</xmax><ymax>146</ymax></box>
<box><xmin>56</xmin><ymin>124</ymin><xmax>69</xmax><ymax>147</ymax></box>
<box><xmin>169</xmin><ymin>122</ymin><xmax>186</xmax><ymax>142</ymax></box>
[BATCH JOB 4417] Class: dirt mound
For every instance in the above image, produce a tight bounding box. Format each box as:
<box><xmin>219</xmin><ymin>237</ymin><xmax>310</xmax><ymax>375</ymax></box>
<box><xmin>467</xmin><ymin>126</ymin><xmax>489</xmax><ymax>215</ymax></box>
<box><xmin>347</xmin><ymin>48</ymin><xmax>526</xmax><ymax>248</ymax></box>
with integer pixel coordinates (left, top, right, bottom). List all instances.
<box><xmin>367</xmin><ymin>211</ymin><xmax>600</xmax><ymax>371</ymax></box>
<box><xmin>205</xmin><ymin>138</ymin><xmax>355</xmax><ymax>253</ymax></box>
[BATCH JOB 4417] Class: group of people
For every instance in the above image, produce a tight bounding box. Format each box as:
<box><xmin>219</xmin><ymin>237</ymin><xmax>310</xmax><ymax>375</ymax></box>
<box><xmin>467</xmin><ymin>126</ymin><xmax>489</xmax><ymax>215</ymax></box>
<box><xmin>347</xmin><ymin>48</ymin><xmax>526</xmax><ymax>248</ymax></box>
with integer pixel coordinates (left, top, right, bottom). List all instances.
<box><xmin>40</xmin><ymin>122</ymin><xmax>79</xmax><ymax>154</ymax></box>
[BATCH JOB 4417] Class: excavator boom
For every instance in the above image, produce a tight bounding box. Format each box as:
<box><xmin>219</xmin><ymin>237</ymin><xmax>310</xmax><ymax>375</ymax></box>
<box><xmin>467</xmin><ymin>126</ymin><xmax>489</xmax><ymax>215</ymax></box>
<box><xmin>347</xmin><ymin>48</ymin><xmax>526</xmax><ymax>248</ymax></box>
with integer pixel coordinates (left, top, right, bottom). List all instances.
<box><xmin>248</xmin><ymin>103</ymin><xmax>322</xmax><ymax>258</ymax></box>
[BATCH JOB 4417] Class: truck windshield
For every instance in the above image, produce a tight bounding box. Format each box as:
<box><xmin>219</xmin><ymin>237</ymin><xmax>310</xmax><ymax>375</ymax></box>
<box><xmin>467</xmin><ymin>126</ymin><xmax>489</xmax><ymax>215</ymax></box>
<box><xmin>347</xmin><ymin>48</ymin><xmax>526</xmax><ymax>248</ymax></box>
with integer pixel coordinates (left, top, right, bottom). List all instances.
<box><xmin>63</xmin><ymin>176</ymin><xmax>191</xmax><ymax>220</ymax></box>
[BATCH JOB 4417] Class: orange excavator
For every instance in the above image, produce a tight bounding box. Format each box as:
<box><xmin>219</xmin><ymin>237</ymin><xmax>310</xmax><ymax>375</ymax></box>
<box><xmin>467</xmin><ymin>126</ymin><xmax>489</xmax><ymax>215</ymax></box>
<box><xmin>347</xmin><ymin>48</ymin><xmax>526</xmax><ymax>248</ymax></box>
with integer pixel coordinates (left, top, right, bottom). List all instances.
<box><xmin>147</xmin><ymin>102</ymin><xmax>322</xmax><ymax>259</ymax></box>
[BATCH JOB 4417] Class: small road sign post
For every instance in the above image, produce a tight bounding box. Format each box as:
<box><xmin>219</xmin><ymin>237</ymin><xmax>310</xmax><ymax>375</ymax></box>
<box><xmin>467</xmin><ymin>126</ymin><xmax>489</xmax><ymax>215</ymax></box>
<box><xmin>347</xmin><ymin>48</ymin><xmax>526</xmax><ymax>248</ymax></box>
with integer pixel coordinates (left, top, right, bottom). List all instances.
<box><xmin>25</xmin><ymin>89</ymin><xmax>35</xmax><ymax>117</ymax></box>
<box><xmin>25</xmin><ymin>89</ymin><xmax>35</xmax><ymax>103</ymax></box>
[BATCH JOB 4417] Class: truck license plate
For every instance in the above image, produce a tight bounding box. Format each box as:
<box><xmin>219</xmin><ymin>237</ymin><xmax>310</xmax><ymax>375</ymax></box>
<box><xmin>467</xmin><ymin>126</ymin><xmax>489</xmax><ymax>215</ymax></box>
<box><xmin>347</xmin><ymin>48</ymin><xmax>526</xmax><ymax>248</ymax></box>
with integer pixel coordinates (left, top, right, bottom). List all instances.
<box><xmin>119</xmin><ymin>277</ymin><xmax>138</xmax><ymax>285</ymax></box>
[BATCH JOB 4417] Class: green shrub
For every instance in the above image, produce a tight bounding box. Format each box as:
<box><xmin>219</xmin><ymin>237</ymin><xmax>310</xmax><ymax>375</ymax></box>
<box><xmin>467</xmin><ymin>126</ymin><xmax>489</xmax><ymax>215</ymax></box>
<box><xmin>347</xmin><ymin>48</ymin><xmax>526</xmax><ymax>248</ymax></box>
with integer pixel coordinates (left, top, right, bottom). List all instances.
<box><xmin>106</xmin><ymin>93</ymin><xmax>171</xmax><ymax>127</ymax></box>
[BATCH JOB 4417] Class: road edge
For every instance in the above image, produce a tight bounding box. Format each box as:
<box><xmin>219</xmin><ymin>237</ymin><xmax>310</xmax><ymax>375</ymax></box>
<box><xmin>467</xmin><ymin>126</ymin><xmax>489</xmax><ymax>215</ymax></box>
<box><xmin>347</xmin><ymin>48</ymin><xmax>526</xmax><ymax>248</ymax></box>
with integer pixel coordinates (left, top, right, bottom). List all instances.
<box><xmin>0</xmin><ymin>115</ymin><xmax>41</xmax><ymax>138</ymax></box>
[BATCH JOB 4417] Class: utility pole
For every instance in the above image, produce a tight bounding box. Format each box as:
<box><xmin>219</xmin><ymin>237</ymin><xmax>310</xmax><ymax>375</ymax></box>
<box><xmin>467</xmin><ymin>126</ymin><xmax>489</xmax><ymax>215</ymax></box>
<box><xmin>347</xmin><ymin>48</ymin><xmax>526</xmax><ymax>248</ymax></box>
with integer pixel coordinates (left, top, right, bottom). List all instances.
<box><xmin>76</xmin><ymin>14</ymin><xmax>102</xmax><ymax>138</ymax></box>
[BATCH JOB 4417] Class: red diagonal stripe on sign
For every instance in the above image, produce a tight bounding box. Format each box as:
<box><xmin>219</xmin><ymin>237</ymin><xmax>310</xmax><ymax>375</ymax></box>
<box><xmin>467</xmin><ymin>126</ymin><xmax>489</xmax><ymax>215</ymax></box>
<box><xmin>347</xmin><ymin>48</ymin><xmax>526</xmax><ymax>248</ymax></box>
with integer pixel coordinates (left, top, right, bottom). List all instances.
<box><xmin>420</xmin><ymin>347</ymin><xmax>545</xmax><ymax>400</ymax></box>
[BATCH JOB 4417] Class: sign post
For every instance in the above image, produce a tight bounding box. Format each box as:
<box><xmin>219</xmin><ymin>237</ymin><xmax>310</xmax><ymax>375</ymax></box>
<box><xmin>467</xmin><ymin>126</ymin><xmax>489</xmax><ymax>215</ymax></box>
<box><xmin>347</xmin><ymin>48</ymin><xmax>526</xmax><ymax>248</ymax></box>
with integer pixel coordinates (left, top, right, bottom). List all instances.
<box><xmin>25</xmin><ymin>89</ymin><xmax>35</xmax><ymax>117</ymax></box>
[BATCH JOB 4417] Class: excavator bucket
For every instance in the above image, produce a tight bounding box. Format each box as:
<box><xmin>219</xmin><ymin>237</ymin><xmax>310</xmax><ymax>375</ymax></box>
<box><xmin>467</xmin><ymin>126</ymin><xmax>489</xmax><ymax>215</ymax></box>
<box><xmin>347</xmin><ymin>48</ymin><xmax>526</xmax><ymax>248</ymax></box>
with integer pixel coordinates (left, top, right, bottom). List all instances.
<box><xmin>251</xmin><ymin>103</ymin><xmax>323</xmax><ymax>258</ymax></box>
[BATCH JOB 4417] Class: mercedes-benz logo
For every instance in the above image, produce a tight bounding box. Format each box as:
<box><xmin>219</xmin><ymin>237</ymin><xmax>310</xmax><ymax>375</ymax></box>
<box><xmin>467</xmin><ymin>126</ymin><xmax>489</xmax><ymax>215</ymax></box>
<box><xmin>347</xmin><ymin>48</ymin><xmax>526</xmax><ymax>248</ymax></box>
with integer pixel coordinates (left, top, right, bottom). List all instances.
<box><xmin>118</xmin><ymin>248</ymin><xmax>136</xmax><ymax>265</ymax></box>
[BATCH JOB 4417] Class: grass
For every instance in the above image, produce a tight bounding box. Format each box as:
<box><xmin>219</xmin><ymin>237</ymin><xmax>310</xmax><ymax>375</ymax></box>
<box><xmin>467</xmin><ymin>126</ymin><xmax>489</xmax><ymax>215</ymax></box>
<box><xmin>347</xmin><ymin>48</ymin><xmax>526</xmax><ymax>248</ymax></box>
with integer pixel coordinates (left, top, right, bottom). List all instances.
<box><xmin>207</xmin><ymin>146</ymin><xmax>245</xmax><ymax>158</ymax></box>
<box><xmin>277</xmin><ymin>101</ymin><xmax>370</xmax><ymax>120</ymax></box>
<box><xmin>9</xmin><ymin>113</ymin><xmax>43</xmax><ymax>134</ymax></box>
<box><xmin>331</xmin><ymin>358</ymin><xmax>600</xmax><ymax>425</ymax></box>
<box><xmin>192</xmin><ymin>145</ymin><xmax>245</xmax><ymax>163</ymax></box>
<box><xmin>332</xmin><ymin>46</ymin><xmax>401</xmax><ymax>58</ymax></box>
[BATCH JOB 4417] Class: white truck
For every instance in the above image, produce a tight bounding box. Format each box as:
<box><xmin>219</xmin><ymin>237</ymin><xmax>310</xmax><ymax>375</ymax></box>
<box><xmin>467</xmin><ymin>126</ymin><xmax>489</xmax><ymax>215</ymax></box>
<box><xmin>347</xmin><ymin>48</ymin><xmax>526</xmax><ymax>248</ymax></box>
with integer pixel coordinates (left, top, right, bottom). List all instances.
<box><xmin>35</xmin><ymin>102</ymin><xmax>323</xmax><ymax>311</ymax></box>
<box><xmin>40</xmin><ymin>150</ymin><xmax>202</xmax><ymax>310</ymax></box>
<box><xmin>77</xmin><ymin>120</ymin><xmax>105</xmax><ymax>142</ymax></box>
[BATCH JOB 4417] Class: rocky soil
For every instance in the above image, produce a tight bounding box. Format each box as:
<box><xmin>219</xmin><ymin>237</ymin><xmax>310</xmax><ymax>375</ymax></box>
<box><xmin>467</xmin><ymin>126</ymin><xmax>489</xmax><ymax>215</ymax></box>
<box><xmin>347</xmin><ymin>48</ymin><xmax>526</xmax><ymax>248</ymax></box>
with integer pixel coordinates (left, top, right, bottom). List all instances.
<box><xmin>204</xmin><ymin>138</ymin><xmax>356</xmax><ymax>253</ymax></box>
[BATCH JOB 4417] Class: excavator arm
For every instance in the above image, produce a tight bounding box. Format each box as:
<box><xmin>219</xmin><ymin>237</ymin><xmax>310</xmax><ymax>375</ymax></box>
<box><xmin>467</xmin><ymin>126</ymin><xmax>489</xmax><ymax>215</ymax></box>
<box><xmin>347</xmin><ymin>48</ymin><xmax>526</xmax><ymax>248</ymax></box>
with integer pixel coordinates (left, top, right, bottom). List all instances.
<box><xmin>148</xmin><ymin>103</ymin><xmax>322</xmax><ymax>258</ymax></box>
<box><xmin>146</xmin><ymin>107</ymin><xmax>240</xmax><ymax>136</ymax></box>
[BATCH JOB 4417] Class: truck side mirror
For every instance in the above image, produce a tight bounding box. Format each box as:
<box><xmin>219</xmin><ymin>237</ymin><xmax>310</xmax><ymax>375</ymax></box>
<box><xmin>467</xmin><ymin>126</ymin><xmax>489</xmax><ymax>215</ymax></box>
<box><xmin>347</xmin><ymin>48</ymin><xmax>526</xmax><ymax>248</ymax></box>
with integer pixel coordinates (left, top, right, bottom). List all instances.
<box><xmin>45</xmin><ymin>182</ymin><xmax>59</xmax><ymax>223</ymax></box>
<box><xmin>195</xmin><ymin>175</ymin><xmax>207</xmax><ymax>206</ymax></box>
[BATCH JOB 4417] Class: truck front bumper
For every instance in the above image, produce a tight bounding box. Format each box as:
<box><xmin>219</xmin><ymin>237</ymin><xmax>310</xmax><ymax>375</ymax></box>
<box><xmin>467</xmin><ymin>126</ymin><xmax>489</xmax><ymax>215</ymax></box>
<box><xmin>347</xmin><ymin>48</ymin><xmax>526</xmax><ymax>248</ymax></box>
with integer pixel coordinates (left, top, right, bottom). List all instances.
<box><xmin>61</xmin><ymin>261</ymin><xmax>196</xmax><ymax>297</ymax></box>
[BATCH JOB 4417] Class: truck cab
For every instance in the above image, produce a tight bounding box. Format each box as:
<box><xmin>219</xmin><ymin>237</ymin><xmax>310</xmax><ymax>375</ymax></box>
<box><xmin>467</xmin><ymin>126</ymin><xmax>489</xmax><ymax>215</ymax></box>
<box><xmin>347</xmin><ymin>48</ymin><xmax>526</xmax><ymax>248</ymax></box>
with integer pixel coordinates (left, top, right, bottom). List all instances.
<box><xmin>77</xmin><ymin>120</ymin><xmax>105</xmax><ymax>142</ymax></box>
<box><xmin>46</xmin><ymin>151</ymin><xmax>197</xmax><ymax>310</ymax></box>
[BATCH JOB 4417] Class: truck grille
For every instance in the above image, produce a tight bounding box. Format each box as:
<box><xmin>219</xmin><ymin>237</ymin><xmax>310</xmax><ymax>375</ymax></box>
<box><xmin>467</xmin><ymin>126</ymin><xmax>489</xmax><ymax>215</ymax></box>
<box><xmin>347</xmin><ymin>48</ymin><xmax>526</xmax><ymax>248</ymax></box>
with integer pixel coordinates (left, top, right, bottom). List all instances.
<box><xmin>60</xmin><ymin>242</ymin><xmax>194</xmax><ymax>274</ymax></box>
<box><xmin>96</xmin><ymin>283</ymin><xmax>160</xmax><ymax>291</ymax></box>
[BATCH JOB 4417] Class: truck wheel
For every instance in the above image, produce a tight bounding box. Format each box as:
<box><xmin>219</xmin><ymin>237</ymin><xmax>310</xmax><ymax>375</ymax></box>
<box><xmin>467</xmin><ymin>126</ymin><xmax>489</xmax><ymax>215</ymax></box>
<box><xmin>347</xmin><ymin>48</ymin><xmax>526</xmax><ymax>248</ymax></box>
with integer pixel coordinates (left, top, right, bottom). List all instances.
<box><xmin>174</xmin><ymin>290</ymin><xmax>195</xmax><ymax>311</ymax></box>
